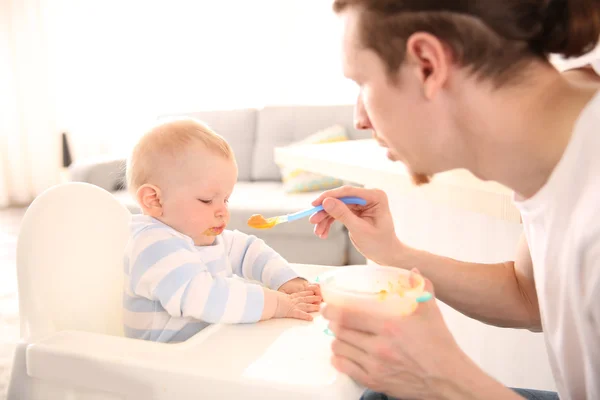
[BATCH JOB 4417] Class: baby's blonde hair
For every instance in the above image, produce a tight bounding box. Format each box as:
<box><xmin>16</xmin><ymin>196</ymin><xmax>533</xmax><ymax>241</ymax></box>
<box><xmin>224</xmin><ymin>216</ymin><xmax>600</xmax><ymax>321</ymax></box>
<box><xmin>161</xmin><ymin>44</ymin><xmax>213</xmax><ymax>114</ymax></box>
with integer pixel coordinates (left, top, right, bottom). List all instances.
<box><xmin>126</xmin><ymin>117</ymin><xmax>233</xmax><ymax>195</ymax></box>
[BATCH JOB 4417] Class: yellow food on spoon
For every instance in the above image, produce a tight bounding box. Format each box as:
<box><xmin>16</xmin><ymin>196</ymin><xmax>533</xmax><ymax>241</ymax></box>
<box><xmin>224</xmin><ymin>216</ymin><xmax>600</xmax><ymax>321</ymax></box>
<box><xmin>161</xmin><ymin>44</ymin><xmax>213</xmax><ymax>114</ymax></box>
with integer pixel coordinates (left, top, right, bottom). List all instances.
<box><xmin>247</xmin><ymin>214</ymin><xmax>278</xmax><ymax>229</ymax></box>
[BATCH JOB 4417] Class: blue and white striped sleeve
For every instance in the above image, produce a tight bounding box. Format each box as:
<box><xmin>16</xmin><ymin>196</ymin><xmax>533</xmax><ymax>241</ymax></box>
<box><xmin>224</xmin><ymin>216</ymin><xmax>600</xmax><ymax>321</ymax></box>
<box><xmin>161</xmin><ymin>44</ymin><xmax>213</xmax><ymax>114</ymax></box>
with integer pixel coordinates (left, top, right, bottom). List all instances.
<box><xmin>225</xmin><ymin>230</ymin><xmax>299</xmax><ymax>290</ymax></box>
<box><xmin>129</xmin><ymin>228</ymin><xmax>265</xmax><ymax>324</ymax></box>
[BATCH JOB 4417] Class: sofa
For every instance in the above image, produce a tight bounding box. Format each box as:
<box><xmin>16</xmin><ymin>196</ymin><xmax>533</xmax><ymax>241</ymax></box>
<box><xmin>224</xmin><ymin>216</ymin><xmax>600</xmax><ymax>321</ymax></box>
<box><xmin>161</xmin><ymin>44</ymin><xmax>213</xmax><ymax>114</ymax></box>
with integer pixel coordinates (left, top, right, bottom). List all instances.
<box><xmin>69</xmin><ymin>105</ymin><xmax>370</xmax><ymax>266</ymax></box>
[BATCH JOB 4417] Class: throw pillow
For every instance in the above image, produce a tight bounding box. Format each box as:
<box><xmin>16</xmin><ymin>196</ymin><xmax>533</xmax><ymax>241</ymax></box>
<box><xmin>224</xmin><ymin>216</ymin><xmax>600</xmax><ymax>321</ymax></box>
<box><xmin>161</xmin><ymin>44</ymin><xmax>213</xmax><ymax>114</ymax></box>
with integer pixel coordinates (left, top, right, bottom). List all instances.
<box><xmin>278</xmin><ymin>125</ymin><xmax>348</xmax><ymax>193</ymax></box>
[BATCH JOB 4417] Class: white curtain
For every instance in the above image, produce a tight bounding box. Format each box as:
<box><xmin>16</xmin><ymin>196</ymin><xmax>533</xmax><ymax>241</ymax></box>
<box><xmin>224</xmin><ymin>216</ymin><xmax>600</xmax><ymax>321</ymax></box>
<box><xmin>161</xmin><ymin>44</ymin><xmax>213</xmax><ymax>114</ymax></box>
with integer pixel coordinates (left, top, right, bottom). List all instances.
<box><xmin>0</xmin><ymin>0</ymin><xmax>61</xmax><ymax>207</ymax></box>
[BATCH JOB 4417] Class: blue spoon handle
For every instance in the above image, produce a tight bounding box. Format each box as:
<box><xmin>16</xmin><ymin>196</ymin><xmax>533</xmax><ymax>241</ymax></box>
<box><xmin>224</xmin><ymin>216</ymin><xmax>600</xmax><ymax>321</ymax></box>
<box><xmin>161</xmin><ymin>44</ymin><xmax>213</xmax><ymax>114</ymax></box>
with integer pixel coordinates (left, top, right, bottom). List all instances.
<box><xmin>287</xmin><ymin>196</ymin><xmax>367</xmax><ymax>222</ymax></box>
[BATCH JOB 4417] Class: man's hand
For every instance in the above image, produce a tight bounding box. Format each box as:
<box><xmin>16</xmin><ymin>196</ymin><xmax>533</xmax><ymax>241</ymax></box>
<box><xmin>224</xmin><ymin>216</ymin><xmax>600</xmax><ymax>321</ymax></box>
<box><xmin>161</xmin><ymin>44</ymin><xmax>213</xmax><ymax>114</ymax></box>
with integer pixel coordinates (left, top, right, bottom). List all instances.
<box><xmin>322</xmin><ymin>274</ymin><xmax>520</xmax><ymax>399</ymax></box>
<box><xmin>310</xmin><ymin>186</ymin><xmax>405</xmax><ymax>266</ymax></box>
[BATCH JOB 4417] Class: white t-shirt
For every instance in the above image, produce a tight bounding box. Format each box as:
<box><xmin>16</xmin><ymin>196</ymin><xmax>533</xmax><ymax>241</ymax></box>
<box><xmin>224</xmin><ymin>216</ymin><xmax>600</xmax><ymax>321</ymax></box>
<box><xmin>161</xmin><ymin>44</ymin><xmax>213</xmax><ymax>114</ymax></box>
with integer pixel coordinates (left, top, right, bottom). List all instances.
<box><xmin>553</xmin><ymin>48</ymin><xmax>600</xmax><ymax>74</ymax></box>
<box><xmin>592</xmin><ymin>59</ymin><xmax>600</xmax><ymax>75</ymax></box>
<box><xmin>514</xmin><ymin>87</ymin><xmax>600</xmax><ymax>399</ymax></box>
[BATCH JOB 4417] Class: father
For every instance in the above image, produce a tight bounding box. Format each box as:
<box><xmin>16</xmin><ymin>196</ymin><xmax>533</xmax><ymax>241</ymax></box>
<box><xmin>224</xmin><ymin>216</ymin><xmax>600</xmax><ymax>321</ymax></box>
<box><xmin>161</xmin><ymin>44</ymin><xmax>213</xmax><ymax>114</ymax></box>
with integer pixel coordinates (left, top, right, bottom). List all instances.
<box><xmin>311</xmin><ymin>1</ymin><xmax>600</xmax><ymax>399</ymax></box>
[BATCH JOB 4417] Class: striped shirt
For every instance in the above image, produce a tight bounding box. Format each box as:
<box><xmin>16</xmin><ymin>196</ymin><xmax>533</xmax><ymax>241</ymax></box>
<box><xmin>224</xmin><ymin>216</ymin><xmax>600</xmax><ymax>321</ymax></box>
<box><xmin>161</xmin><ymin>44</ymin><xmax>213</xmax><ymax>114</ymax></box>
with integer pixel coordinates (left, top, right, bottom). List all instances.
<box><xmin>123</xmin><ymin>215</ymin><xmax>299</xmax><ymax>343</ymax></box>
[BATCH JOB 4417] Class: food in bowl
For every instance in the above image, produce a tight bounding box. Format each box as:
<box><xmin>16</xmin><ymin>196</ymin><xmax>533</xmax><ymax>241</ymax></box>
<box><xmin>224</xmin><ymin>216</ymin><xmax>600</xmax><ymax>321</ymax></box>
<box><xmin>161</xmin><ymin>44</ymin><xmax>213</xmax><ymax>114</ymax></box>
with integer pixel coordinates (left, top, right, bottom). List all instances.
<box><xmin>320</xmin><ymin>265</ymin><xmax>426</xmax><ymax>316</ymax></box>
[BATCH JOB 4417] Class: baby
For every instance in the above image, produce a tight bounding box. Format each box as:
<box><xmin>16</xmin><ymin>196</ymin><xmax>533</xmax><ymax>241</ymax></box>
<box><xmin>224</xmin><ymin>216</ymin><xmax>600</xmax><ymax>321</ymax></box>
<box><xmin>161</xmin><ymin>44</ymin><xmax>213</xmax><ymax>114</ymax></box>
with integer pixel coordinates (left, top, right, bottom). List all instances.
<box><xmin>123</xmin><ymin>117</ymin><xmax>321</xmax><ymax>343</ymax></box>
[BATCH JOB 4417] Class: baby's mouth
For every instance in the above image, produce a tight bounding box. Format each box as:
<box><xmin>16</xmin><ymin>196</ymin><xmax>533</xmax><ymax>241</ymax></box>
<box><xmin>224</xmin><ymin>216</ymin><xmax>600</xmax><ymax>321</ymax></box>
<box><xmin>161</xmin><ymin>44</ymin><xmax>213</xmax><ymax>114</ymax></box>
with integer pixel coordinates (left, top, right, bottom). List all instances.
<box><xmin>203</xmin><ymin>225</ymin><xmax>225</xmax><ymax>236</ymax></box>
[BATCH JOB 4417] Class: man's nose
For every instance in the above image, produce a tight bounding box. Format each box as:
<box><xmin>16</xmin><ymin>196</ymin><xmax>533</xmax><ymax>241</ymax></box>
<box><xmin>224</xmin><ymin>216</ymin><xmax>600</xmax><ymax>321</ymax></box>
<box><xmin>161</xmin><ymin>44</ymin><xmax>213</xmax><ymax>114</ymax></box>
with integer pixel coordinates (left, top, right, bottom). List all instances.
<box><xmin>354</xmin><ymin>94</ymin><xmax>373</xmax><ymax>130</ymax></box>
<box><xmin>354</xmin><ymin>116</ymin><xmax>372</xmax><ymax>130</ymax></box>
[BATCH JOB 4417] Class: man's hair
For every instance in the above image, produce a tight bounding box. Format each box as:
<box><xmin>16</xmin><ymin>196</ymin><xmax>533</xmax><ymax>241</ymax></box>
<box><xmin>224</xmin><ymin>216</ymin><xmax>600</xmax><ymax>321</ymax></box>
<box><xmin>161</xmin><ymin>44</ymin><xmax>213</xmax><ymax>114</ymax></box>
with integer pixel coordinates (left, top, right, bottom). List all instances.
<box><xmin>334</xmin><ymin>0</ymin><xmax>600</xmax><ymax>86</ymax></box>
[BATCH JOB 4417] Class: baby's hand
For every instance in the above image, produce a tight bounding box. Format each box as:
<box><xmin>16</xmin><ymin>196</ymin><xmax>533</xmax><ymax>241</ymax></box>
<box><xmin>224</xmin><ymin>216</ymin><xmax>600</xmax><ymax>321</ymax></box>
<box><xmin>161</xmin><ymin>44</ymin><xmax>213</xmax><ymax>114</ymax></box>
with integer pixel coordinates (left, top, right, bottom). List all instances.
<box><xmin>278</xmin><ymin>277</ymin><xmax>322</xmax><ymax>300</ymax></box>
<box><xmin>274</xmin><ymin>291</ymin><xmax>321</xmax><ymax>321</ymax></box>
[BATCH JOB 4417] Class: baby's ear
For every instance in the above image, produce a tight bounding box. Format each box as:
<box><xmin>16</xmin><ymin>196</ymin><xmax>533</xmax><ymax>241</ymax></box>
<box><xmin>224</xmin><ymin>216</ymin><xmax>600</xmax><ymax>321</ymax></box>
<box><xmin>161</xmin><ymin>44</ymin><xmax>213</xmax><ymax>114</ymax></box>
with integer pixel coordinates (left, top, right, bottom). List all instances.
<box><xmin>137</xmin><ymin>184</ymin><xmax>163</xmax><ymax>217</ymax></box>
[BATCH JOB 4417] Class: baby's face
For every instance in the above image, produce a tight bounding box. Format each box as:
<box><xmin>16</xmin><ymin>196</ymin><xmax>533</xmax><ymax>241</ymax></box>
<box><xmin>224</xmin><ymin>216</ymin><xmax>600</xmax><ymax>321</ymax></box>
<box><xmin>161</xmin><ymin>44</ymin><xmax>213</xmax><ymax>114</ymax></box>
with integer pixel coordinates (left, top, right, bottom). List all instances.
<box><xmin>159</xmin><ymin>150</ymin><xmax>237</xmax><ymax>246</ymax></box>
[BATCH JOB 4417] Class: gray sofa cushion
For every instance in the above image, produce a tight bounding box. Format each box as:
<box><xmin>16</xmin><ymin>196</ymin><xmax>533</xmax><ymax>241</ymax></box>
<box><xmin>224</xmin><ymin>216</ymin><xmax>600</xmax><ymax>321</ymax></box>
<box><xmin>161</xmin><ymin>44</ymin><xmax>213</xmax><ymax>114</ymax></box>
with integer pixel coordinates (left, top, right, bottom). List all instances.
<box><xmin>69</xmin><ymin>157</ymin><xmax>126</xmax><ymax>192</ymax></box>
<box><xmin>252</xmin><ymin>232</ymin><xmax>349</xmax><ymax>266</ymax></box>
<box><xmin>165</xmin><ymin>109</ymin><xmax>257</xmax><ymax>181</ymax></box>
<box><xmin>251</xmin><ymin>105</ymin><xmax>372</xmax><ymax>181</ymax></box>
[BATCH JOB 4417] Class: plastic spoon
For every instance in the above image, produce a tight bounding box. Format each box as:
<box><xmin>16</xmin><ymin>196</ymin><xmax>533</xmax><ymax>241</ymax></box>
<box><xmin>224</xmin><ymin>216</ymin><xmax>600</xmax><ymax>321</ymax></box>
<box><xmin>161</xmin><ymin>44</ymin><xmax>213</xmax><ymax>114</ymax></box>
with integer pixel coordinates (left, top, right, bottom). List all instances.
<box><xmin>247</xmin><ymin>196</ymin><xmax>367</xmax><ymax>229</ymax></box>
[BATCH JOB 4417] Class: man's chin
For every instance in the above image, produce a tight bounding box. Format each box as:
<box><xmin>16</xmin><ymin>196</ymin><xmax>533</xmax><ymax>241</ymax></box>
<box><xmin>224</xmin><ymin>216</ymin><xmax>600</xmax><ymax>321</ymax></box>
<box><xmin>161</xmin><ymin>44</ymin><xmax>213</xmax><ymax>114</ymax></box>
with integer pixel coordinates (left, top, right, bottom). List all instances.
<box><xmin>385</xmin><ymin>150</ymin><xmax>431</xmax><ymax>186</ymax></box>
<box><xmin>411</xmin><ymin>172</ymin><xmax>431</xmax><ymax>186</ymax></box>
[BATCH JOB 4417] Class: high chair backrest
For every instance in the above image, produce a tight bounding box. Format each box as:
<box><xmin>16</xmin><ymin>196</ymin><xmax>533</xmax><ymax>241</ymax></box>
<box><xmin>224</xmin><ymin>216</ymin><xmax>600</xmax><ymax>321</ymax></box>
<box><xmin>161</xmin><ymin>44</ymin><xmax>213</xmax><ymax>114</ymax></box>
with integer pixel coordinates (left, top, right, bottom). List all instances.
<box><xmin>17</xmin><ymin>183</ymin><xmax>131</xmax><ymax>339</ymax></box>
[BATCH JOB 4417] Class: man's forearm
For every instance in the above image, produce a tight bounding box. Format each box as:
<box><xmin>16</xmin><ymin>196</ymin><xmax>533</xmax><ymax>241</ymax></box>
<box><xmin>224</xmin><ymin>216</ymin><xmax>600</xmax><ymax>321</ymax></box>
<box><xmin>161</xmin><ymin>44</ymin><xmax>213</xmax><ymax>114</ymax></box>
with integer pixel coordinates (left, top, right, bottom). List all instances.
<box><xmin>394</xmin><ymin>247</ymin><xmax>541</xmax><ymax>330</ymax></box>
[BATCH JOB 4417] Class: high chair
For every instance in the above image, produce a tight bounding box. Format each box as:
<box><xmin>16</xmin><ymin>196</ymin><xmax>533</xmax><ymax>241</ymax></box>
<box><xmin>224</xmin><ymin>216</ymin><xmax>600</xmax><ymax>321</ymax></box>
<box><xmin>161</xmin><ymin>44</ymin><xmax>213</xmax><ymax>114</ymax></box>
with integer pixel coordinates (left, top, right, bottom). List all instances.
<box><xmin>7</xmin><ymin>182</ymin><xmax>363</xmax><ymax>399</ymax></box>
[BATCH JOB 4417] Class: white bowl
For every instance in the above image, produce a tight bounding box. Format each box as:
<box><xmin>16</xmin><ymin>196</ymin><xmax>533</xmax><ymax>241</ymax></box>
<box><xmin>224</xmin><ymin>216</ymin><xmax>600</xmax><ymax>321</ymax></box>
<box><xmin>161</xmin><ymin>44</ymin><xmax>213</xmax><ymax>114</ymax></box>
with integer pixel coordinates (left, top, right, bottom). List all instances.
<box><xmin>320</xmin><ymin>265</ymin><xmax>425</xmax><ymax>316</ymax></box>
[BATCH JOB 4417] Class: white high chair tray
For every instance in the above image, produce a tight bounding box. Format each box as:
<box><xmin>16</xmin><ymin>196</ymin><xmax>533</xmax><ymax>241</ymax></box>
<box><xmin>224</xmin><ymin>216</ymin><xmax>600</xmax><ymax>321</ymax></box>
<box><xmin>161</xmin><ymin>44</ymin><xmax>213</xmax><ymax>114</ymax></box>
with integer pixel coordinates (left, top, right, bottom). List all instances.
<box><xmin>25</xmin><ymin>264</ymin><xmax>364</xmax><ymax>399</ymax></box>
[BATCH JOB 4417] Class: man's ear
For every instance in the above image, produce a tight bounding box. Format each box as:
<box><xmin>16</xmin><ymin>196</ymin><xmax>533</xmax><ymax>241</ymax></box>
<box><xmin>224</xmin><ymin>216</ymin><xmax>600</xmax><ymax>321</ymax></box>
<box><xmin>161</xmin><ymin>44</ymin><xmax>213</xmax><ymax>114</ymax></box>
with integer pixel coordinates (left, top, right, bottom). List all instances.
<box><xmin>136</xmin><ymin>184</ymin><xmax>163</xmax><ymax>217</ymax></box>
<box><xmin>404</xmin><ymin>32</ymin><xmax>451</xmax><ymax>100</ymax></box>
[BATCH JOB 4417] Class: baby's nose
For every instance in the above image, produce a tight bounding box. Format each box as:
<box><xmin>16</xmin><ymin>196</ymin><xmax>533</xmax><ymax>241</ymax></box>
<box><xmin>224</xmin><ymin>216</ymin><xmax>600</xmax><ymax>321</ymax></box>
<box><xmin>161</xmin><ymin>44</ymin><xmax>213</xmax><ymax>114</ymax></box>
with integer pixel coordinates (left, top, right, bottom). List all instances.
<box><xmin>215</xmin><ymin>207</ymin><xmax>227</xmax><ymax>217</ymax></box>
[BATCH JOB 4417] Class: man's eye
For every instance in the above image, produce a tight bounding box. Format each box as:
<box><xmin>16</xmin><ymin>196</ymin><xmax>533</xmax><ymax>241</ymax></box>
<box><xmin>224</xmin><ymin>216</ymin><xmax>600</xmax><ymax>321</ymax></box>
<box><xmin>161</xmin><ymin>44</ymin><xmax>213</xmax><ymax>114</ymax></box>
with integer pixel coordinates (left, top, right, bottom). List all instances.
<box><xmin>198</xmin><ymin>199</ymin><xmax>212</xmax><ymax>204</ymax></box>
<box><xmin>225</xmin><ymin>197</ymin><xmax>229</xmax><ymax>204</ymax></box>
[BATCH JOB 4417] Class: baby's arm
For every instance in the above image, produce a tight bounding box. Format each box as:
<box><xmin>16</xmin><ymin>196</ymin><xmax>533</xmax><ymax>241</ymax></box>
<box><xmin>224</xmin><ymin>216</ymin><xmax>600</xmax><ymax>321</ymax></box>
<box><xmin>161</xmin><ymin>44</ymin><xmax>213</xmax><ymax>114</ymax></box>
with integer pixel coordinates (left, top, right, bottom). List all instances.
<box><xmin>129</xmin><ymin>229</ymin><xmax>273</xmax><ymax>323</ymax></box>
<box><xmin>226</xmin><ymin>230</ymin><xmax>300</xmax><ymax>290</ymax></box>
<box><xmin>129</xmin><ymin>229</ymin><xmax>317</xmax><ymax>322</ymax></box>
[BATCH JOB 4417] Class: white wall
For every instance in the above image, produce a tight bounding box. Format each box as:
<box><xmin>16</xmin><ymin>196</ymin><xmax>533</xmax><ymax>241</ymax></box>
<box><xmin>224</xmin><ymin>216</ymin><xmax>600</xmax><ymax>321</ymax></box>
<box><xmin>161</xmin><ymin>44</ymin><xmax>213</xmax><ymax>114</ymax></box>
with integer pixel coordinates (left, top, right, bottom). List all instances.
<box><xmin>43</xmin><ymin>0</ymin><xmax>357</xmax><ymax>160</ymax></box>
